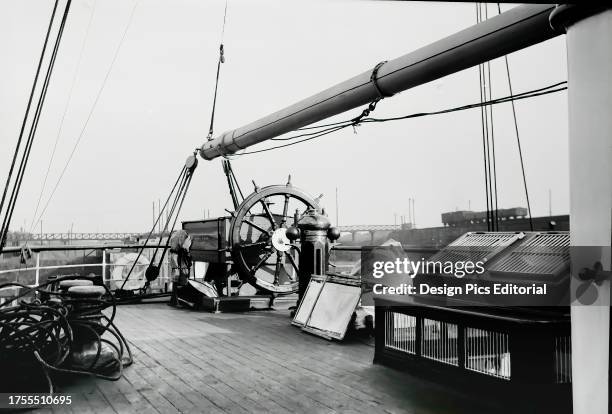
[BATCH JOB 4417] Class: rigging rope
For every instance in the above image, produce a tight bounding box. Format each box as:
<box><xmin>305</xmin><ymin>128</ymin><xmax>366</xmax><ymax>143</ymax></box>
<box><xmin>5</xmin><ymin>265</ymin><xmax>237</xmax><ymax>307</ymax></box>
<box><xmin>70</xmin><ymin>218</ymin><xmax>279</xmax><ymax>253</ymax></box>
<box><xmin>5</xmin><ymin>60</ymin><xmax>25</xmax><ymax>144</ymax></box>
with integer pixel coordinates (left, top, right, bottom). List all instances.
<box><xmin>118</xmin><ymin>154</ymin><xmax>197</xmax><ymax>293</ymax></box>
<box><xmin>485</xmin><ymin>5</ymin><xmax>499</xmax><ymax>231</ymax></box>
<box><xmin>206</xmin><ymin>0</ymin><xmax>229</xmax><ymax>141</ymax></box>
<box><xmin>149</xmin><ymin>170</ymin><xmax>191</xmax><ymax>265</ymax></box>
<box><xmin>487</xmin><ymin>57</ymin><xmax>500</xmax><ymax>231</ymax></box>
<box><xmin>477</xmin><ymin>3</ymin><xmax>495</xmax><ymax>231</ymax></box>
<box><xmin>0</xmin><ymin>0</ymin><xmax>72</xmax><ymax>252</ymax></box>
<box><xmin>0</xmin><ymin>0</ymin><xmax>59</xmax><ymax>231</ymax></box>
<box><xmin>118</xmin><ymin>165</ymin><xmax>188</xmax><ymax>292</ymax></box>
<box><xmin>155</xmin><ymin>172</ymin><xmax>195</xmax><ymax>268</ymax></box>
<box><xmin>476</xmin><ymin>3</ymin><xmax>501</xmax><ymax>231</ymax></box>
<box><xmin>120</xmin><ymin>1</ymin><xmax>228</xmax><ymax>292</ymax></box>
<box><xmin>30</xmin><ymin>0</ymin><xmax>140</xmax><ymax>234</ymax></box>
<box><xmin>29</xmin><ymin>0</ymin><xmax>98</xmax><ymax>235</ymax></box>
<box><xmin>0</xmin><ymin>276</ymin><xmax>132</xmax><ymax>393</ymax></box>
<box><xmin>498</xmin><ymin>3</ymin><xmax>534</xmax><ymax>231</ymax></box>
<box><xmin>477</xmin><ymin>43</ymin><xmax>491</xmax><ymax>231</ymax></box>
<box><xmin>232</xmin><ymin>82</ymin><xmax>567</xmax><ymax>156</ymax></box>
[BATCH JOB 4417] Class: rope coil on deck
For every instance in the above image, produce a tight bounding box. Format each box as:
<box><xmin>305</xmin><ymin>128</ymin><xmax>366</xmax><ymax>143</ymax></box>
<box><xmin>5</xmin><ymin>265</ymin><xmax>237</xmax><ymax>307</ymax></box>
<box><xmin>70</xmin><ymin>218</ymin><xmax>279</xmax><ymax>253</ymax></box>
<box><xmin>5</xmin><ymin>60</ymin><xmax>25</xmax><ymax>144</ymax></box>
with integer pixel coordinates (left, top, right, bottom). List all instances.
<box><xmin>0</xmin><ymin>276</ymin><xmax>132</xmax><ymax>393</ymax></box>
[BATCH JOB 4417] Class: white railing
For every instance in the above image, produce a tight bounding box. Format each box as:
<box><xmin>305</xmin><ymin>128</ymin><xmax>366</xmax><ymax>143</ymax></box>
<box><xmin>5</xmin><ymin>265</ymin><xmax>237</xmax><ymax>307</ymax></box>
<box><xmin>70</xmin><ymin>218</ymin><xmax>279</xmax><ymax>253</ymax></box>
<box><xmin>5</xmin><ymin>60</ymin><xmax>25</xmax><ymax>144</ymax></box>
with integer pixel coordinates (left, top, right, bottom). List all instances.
<box><xmin>421</xmin><ymin>318</ymin><xmax>459</xmax><ymax>366</ymax></box>
<box><xmin>465</xmin><ymin>327</ymin><xmax>511</xmax><ymax>380</ymax></box>
<box><xmin>385</xmin><ymin>312</ymin><xmax>417</xmax><ymax>354</ymax></box>
<box><xmin>0</xmin><ymin>244</ymin><xmax>174</xmax><ymax>294</ymax></box>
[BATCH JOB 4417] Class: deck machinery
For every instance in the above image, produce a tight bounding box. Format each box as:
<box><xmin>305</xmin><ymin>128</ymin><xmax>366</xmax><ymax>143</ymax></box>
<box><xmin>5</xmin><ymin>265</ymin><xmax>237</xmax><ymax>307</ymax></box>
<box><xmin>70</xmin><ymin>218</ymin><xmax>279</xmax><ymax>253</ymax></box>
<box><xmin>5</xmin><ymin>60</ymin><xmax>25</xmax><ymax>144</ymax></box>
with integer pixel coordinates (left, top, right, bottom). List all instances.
<box><xmin>176</xmin><ymin>160</ymin><xmax>341</xmax><ymax>311</ymax></box>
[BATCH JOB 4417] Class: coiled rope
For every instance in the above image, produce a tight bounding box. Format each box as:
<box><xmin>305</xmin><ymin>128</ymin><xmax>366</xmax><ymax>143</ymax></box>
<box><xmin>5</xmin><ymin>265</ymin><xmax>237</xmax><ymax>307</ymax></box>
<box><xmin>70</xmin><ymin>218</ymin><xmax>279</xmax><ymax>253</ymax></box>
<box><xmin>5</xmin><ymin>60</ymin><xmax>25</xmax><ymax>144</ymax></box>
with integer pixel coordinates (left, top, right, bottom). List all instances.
<box><xmin>0</xmin><ymin>276</ymin><xmax>132</xmax><ymax>393</ymax></box>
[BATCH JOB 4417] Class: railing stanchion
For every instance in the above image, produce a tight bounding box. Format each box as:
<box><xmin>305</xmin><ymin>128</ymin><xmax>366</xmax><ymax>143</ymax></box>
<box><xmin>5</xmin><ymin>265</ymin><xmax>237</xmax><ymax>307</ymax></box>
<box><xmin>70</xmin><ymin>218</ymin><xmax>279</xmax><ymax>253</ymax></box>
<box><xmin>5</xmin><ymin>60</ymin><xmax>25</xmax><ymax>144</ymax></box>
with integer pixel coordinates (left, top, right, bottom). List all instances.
<box><xmin>102</xmin><ymin>248</ymin><xmax>107</xmax><ymax>284</ymax></box>
<box><xmin>35</xmin><ymin>252</ymin><xmax>40</xmax><ymax>287</ymax></box>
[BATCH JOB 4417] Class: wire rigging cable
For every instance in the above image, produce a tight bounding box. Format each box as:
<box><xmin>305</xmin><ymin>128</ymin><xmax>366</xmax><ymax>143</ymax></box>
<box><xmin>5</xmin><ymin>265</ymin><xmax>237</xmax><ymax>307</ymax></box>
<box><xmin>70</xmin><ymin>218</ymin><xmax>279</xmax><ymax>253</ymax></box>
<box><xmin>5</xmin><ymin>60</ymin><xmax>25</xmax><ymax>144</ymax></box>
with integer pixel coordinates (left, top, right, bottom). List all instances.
<box><xmin>30</xmin><ymin>0</ymin><xmax>140</xmax><ymax>235</ymax></box>
<box><xmin>498</xmin><ymin>2</ymin><xmax>534</xmax><ymax>231</ymax></box>
<box><xmin>477</xmin><ymin>3</ymin><xmax>498</xmax><ymax>232</ymax></box>
<box><xmin>121</xmin><ymin>1</ymin><xmax>229</xmax><ymax>294</ymax></box>
<box><xmin>146</xmin><ymin>166</ymin><xmax>195</xmax><ymax>283</ymax></box>
<box><xmin>29</xmin><ymin>0</ymin><xmax>98</xmax><ymax>235</ymax></box>
<box><xmin>477</xmin><ymin>39</ymin><xmax>492</xmax><ymax>231</ymax></box>
<box><xmin>206</xmin><ymin>0</ymin><xmax>229</xmax><ymax>141</ymax></box>
<box><xmin>231</xmin><ymin>81</ymin><xmax>567</xmax><ymax>156</ymax></box>
<box><xmin>0</xmin><ymin>0</ymin><xmax>59</xmax><ymax>226</ymax></box>
<box><xmin>118</xmin><ymin>166</ymin><xmax>186</xmax><ymax>292</ymax></box>
<box><xmin>0</xmin><ymin>0</ymin><xmax>72</xmax><ymax>252</ymax></box>
<box><xmin>487</xmin><ymin>55</ymin><xmax>499</xmax><ymax>231</ymax></box>
<box><xmin>118</xmin><ymin>155</ymin><xmax>197</xmax><ymax>293</ymax></box>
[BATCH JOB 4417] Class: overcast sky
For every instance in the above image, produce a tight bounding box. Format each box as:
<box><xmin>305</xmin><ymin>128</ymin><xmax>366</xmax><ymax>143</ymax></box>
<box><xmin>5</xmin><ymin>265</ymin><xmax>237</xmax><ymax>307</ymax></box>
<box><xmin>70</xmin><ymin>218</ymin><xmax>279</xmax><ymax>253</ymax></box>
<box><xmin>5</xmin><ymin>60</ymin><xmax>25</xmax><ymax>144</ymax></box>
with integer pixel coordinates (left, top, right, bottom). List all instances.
<box><xmin>0</xmin><ymin>0</ymin><xmax>568</xmax><ymax>233</ymax></box>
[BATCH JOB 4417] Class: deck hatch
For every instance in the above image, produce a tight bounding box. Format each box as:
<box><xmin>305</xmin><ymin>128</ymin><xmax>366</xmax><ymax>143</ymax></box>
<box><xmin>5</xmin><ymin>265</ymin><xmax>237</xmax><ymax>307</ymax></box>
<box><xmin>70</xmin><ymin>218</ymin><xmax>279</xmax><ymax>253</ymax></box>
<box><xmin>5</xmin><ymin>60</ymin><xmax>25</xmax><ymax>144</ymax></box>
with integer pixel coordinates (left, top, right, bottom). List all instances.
<box><xmin>427</xmin><ymin>232</ymin><xmax>521</xmax><ymax>265</ymax></box>
<box><xmin>488</xmin><ymin>233</ymin><xmax>570</xmax><ymax>278</ymax></box>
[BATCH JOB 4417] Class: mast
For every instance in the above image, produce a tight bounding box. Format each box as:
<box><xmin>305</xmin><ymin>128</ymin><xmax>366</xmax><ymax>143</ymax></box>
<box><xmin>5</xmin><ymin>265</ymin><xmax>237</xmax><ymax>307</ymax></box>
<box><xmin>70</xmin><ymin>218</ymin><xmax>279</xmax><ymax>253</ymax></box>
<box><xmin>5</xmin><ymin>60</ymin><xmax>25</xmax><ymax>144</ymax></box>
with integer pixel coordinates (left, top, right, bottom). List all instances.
<box><xmin>554</xmin><ymin>6</ymin><xmax>612</xmax><ymax>413</ymax></box>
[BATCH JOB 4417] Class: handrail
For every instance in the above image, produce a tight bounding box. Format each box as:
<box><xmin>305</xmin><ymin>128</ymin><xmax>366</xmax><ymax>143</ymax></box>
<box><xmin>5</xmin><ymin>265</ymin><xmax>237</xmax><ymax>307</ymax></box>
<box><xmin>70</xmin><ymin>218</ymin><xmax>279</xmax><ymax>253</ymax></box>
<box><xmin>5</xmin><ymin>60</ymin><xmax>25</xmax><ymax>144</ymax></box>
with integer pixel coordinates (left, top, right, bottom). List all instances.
<box><xmin>2</xmin><ymin>242</ymin><xmax>436</xmax><ymax>255</ymax></box>
<box><xmin>1</xmin><ymin>242</ymin><xmax>163</xmax><ymax>254</ymax></box>
<box><xmin>0</xmin><ymin>243</ymin><xmax>173</xmax><ymax>291</ymax></box>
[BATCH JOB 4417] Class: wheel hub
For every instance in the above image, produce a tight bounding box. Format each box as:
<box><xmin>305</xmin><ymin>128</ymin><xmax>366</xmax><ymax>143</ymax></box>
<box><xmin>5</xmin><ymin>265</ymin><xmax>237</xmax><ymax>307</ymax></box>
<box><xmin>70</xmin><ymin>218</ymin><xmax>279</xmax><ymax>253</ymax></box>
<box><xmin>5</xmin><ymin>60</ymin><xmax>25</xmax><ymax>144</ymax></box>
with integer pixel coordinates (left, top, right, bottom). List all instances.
<box><xmin>271</xmin><ymin>228</ymin><xmax>291</xmax><ymax>252</ymax></box>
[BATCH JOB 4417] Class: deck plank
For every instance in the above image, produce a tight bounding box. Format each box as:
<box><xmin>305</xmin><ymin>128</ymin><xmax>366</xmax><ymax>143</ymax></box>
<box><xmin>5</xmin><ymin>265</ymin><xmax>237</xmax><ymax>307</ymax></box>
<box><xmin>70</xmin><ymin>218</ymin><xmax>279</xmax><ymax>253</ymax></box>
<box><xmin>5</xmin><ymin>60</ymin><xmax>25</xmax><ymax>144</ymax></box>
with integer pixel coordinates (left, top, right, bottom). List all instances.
<box><xmin>30</xmin><ymin>303</ymin><xmax>505</xmax><ymax>413</ymax></box>
<box><xmin>189</xmin><ymin>333</ymin><xmax>374</xmax><ymax>413</ymax></box>
<box><xmin>161</xmin><ymin>335</ymin><xmax>336</xmax><ymax>413</ymax></box>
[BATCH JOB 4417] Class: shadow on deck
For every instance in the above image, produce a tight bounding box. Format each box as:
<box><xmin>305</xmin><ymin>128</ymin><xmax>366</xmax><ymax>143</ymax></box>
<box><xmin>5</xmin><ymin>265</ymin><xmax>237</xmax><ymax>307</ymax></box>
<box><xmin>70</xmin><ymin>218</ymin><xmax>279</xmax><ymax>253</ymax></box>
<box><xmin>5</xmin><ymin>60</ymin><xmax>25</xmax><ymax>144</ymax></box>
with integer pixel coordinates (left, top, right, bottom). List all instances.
<box><xmin>35</xmin><ymin>303</ymin><xmax>518</xmax><ymax>413</ymax></box>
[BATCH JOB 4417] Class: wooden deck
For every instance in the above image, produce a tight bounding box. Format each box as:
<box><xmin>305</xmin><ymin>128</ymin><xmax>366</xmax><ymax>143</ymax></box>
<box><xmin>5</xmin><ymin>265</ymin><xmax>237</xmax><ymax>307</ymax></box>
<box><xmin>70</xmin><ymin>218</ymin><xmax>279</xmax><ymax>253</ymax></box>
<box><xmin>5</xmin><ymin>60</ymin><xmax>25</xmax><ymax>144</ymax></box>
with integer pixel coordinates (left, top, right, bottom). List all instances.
<box><xmin>32</xmin><ymin>303</ymin><xmax>509</xmax><ymax>413</ymax></box>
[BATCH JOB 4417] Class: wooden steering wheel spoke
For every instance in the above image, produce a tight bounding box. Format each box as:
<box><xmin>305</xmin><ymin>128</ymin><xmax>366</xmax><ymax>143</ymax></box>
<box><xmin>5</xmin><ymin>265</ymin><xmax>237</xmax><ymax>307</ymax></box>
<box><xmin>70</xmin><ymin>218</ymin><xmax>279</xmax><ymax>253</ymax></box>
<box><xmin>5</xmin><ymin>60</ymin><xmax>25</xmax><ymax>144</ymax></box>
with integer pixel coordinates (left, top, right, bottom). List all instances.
<box><xmin>259</xmin><ymin>199</ymin><xmax>277</xmax><ymax>230</ymax></box>
<box><xmin>273</xmin><ymin>253</ymin><xmax>283</xmax><ymax>284</ymax></box>
<box><xmin>280</xmin><ymin>194</ymin><xmax>290</xmax><ymax>228</ymax></box>
<box><xmin>285</xmin><ymin>251</ymin><xmax>299</xmax><ymax>276</ymax></box>
<box><xmin>244</xmin><ymin>219</ymin><xmax>271</xmax><ymax>236</ymax></box>
<box><xmin>250</xmin><ymin>250</ymin><xmax>273</xmax><ymax>275</ymax></box>
<box><xmin>239</xmin><ymin>240</ymin><xmax>269</xmax><ymax>249</ymax></box>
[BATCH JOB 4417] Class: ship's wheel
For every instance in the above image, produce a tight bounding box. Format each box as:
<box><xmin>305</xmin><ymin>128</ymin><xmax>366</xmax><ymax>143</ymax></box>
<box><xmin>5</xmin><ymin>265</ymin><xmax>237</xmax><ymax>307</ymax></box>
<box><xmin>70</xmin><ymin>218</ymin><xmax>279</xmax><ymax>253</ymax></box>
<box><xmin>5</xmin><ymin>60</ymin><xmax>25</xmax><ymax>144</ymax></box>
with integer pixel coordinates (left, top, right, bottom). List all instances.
<box><xmin>229</xmin><ymin>183</ymin><xmax>319</xmax><ymax>294</ymax></box>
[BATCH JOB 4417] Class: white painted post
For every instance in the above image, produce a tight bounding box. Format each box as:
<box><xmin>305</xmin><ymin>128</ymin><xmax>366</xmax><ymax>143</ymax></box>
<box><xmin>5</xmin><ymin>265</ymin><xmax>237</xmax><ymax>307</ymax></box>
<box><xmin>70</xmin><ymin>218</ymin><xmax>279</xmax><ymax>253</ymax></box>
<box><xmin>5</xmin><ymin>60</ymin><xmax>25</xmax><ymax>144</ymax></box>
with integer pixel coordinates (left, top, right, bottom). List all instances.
<box><xmin>102</xmin><ymin>248</ymin><xmax>107</xmax><ymax>285</ymax></box>
<box><xmin>35</xmin><ymin>251</ymin><xmax>40</xmax><ymax>287</ymax></box>
<box><xmin>566</xmin><ymin>8</ymin><xmax>612</xmax><ymax>414</ymax></box>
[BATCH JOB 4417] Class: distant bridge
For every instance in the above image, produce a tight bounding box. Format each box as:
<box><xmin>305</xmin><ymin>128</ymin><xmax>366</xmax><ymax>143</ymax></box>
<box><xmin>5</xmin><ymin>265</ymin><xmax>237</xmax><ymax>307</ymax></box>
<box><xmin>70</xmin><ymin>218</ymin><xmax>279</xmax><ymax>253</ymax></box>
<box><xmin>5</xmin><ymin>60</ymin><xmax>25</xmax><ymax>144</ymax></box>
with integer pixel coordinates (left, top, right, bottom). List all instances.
<box><xmin>7</xmin><ymin>233</ymin><xmax>145</xmax><ymax>242</ymax></box>
<box><xmin>7</xmin><ymin>225</ymin><xmax>401</xmax><ymax>243</ymax></box>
